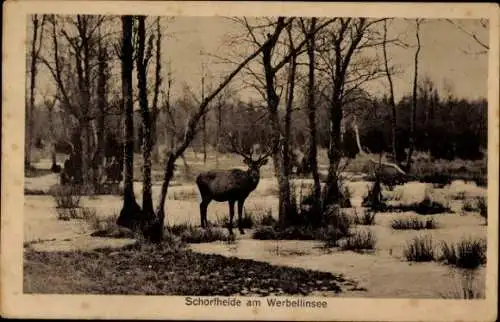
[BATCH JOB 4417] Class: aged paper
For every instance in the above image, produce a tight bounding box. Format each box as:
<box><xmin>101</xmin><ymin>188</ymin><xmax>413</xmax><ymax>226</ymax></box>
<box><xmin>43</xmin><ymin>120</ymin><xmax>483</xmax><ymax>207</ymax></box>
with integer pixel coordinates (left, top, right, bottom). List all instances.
<box><xmin>2</xmin><ymin>1</ymin><xmax>499</xmax><ymax>321</ymax></box>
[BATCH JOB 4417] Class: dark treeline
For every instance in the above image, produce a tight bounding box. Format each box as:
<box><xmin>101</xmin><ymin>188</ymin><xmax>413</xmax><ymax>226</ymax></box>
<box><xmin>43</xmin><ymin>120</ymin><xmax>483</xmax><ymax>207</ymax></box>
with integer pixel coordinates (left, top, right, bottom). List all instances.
<box><xmin>35</xmin><ymin>80</ymin><xmax>487</xmax><ymax>163</ymax></box>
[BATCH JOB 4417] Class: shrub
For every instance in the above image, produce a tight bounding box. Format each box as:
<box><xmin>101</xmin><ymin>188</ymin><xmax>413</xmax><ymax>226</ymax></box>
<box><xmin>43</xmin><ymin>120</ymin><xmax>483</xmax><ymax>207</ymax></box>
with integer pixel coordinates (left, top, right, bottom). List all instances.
<box><xmin>167</xmin><ymin>224</ymin><xmax>234</xmax><ymax>244</ymax></box>
<box><xmin>252</xmin><ymin>226</ymin><xmax>279</xmax><ymax>240</ymax></box>
<box><xmin>383</xmin><ymin>196</ymin><xmax>451</xmax><ymax>215</ymax></box>
<box><xmin>392</xmin><ymin>217</ymin><xmax>438</xmax><ymax>230</ymax></box>
<box><xmin>323</xmin><ymin>205</ymin><xmax>352</xmax><ymax>237</ymax></box>
<box><xmin>351</xmin><ymin>209</ymin><xmax>376</xmax><ymax>226</ymax></box>
<box><xmin>94</xmin><ymin>183</ymin><xmax>123</xmax><ymax>196</ymax></box>
<box><xmin>476</xmin><ymin>197</ymin><xmax>487</xmax><ymax>222</ymax></box>
<box><xmin>340</xmin><ymin>229</ymin><xmax>376</xmax><ymax>252</ymax></box>
<box><xmin>50</xmin><ymin>185</ymin><xmax>81</xmax><ymax>209</ymax></box>
<box><xmin>24</xmin><ymin>188</ymin><xmax>47</xmax><ymax>195</ymax></box>
<box><xmin>462</xmin><ymin>199</ymin><xmax>476</xmax><ymax>212</ymax></box>
<box><xmin>319</xmin><ymin>225</ymin><xmax>346</xmax><ymax>248</ymax></box>
<box><xmin>439</xmin><ymin>238</ymin><xmax>487</xmax><ymax>269</ymax></box>
<box><xmin>360</xmin><ymin>209</ymin><xmax>376</xmax><ymax>225</ymax></box>
<box><xmin>257</xmin><ymin>209</ymin><xmax>277</xmax><ymax>226</ymax></box>
<box><xmin>414</xmin><ymin>196</ymin><xmax>450</xmax><ymax>214</ymax></box>
<box><xmin>217</xmin><ymin>211</ymin><xmax>255</xmax><ymax>229</ymax></box>
<box><xmin>56</xmin><ymin>208</ymin><xmax>79</xmax><ymax>221</ymax></box>
<box><xmin>403</xmin><ymin>235</ymin><xmax>435</xmax><ymax>262</ymax></box>
<box><xmin>361</xmin><ymin>179</ymin><xmax>387</xmax><ymax>211</ymax></box>
<box><xmin>453</xmin><ymin>191</ymin><xmax>467</xmax><ymax>200</ymax></box>
<box><xmin>84</xmin><ymin>210</ymin><xmax>115</xmax><ymax>231</ymax></box>
<box><xmin>340</xmin><ymin>186</ymin><xmax>352</xmax><ymax>208</ymax></box>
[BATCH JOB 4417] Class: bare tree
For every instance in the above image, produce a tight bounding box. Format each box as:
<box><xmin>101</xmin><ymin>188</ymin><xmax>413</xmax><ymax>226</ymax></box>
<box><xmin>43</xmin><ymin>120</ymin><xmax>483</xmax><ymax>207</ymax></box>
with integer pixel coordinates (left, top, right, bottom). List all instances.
<box><xmin>237</xmin><ymin>17</ymin><xmax>335</xmax><ymax>227</ymax></box>
<box><xmin>93</xmin><ymin>23</ymin><xmax>111</xmax><ymax>186</ymax></box>
<box><xmin>116</xmin><ymin>18</ymin><xmax>291</xmax><ymax>241</ymax></box>
<box><xmin>318</xmin><ymin>18</ymin><xmax>387</xmax><ymax>208</ymax></box>
<box><xmin>151</xmin><ymin>17</ymin><xmax>163</xmax><ymax>164</ymax></box>
<box><xmin>44</xmin><ymin>94</ymin><xmax>58</xmax><ymax>170</ymax></box>
<box><xmin>201</xmin><ymin>53</ymin><xmax>207</xmax><ymax>164</ymax></box>
<box><xmin>136</xmin><ymin>15</ymin><xmax>156</xmax><ymax>215</ymax></box>
<box><xmin>300</xmin><ymin>17</ymin><xmax>321</xmax><ymax>213</ymax></box>
<box><xmin>382</xmin><ymin>19</ymin><xmax>399</xmax><ymax>164</ymax></box>
<box><xmin>116</xmin><ymin>15</ymin><xmax>143</xmax><ymax>231</ymax></box>
<box><xmin>446</xmin><ymin>18</ymin><xmax>489</xmax><ymax>54</ymax></box>
<box><xmin>406</xmin><ymin>19</ymin><xmax>423</xmax><ymax>172</ymax></box>
<box><xmin>41</xmin><ymin>15</ymin><xmax>109</xmax><ymax>185</ymax></box>
<box><xmin>26</xmin><ymin>14</ymin><xmax>46</xmax><ymax>168</ymax></box>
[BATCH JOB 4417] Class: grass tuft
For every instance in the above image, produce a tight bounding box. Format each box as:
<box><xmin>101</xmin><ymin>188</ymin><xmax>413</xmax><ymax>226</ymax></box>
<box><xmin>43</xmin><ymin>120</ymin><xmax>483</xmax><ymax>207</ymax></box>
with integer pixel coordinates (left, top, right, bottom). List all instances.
<box><xmin>50</xmin><ymin>185</ymin><xmax>81</xmax><ymax>209</ymax></box>
<box><xmin>352</xmin><ymin>209</ymin><xmax>376</xmax><ymax>226</ymax></box>
<box><xmin>167</xmin><ymin>224</ymin><xmax>235</xmax><ymax>244</ymax></box>
<box><xmin>391</xmin><ymin>216</ymin><xmax>438</xmax><ymax>230</ymax></box>
<box><xmin>256</xmin><ymin>209</ymin><xmax>278</xmax><ymax>226</ymax></box>
<box><xmin>403</xmin><ymin>235</ymin><xmax>435</xmax><ymax>262</ymax></box>
<box><xmin>340</xmin><ymin>229</ymin><xmax>376</xmax><ymax>252</ymax></box>
<box><xmin>439</xmin><ymin>238</ymin><xmax>487</xmax><ymax>269</ymax></box>
<box><xmin>477</xmin><ymin>197</ymin><xmax>487</xmax><ymax>223</ymax></box>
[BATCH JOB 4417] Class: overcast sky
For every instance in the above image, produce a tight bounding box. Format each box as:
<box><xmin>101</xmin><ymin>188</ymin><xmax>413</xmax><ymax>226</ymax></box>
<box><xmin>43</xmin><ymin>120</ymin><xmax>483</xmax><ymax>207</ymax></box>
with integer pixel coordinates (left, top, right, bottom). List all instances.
<box><xmin>160</xmin><ymin>17</ymin><xmax>489</xmax><ymax>102</ymax></box>
<box><xmin>36</xmin><ymin>17</ymin><xmax>489</xmax><ymax>105</ymax></box>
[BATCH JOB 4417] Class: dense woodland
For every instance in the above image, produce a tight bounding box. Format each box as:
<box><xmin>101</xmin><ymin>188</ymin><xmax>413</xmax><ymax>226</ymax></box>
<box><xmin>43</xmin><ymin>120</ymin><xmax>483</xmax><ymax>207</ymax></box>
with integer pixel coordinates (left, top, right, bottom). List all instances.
<box><xmin>25</xmin><ymin>15</ymin><xmax>488</xmax><ymax>242</ymax></box>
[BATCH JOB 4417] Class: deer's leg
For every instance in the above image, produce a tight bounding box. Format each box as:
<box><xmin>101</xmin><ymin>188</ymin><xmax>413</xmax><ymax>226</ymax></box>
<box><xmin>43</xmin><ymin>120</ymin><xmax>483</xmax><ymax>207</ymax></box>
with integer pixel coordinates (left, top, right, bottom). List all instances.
<box><xmin>200</xmin><ymin>199</ymin><xmax>210</xmax><ymax>228</ymax></box>
<box><xmin>228</xmin><ymin>200</ymin><xmax>235</xmax><ymax>235</ymax></box>
<box><xmin>237</xmin><ymin>199</ymin><xmax>245</xmax><ymax>235</ymax></box>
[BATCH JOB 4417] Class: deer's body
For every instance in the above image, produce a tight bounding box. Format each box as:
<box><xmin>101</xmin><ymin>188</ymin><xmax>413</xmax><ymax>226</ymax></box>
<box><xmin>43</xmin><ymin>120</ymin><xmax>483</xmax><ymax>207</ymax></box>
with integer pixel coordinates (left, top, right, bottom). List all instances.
<box><xmin>197</xmin><ymin>169</ymin><xmax>260</xmax><ymax>201</ymax></box>
<box><xmin>196</xmin><ymin>158</ymin><xmax>268</xmax><ymax>235</ymax></box>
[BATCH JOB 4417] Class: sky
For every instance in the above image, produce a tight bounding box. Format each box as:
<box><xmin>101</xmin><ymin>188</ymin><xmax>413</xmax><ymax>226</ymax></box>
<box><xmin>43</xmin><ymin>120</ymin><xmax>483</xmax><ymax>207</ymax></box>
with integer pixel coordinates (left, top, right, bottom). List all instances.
<box><xmin>35</xmin><ymin>17</ymin><xmax>489</xmax><ymax>106</ymax></box>
<box><xmin>160</xmin><ymin>17</ymin><xmax>489</xmax><ymax>102</ymax></box>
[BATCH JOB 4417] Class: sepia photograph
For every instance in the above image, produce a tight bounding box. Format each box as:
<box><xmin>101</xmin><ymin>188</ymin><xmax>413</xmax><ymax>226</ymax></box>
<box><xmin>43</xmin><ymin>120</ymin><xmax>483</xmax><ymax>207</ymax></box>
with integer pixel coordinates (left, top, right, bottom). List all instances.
<box><xmin>2</xmin><ymin>1</ymin><xmax>499</xmax><ymax>321</ymax></box>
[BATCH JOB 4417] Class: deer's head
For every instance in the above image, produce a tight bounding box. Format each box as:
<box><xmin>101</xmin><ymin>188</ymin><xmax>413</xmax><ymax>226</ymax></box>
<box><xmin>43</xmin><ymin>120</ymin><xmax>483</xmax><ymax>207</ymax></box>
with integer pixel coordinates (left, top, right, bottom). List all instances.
<box><xmin>243</xmin><ymin>155</ymin><xmax>269</xmax><ymax>172</ymax></box>
<box><xmin>228</xmin><ymin>133</ymin><xmax>271</xmax><ymax>176</ymax></box>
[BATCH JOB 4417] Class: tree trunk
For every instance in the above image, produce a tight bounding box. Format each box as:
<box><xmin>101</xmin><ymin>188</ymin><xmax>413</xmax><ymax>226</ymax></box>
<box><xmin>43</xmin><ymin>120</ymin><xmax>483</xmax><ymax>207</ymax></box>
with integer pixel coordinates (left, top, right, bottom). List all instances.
<box><xmin>94</xmin><ymin>30</ymin><xmax>107</xmax><ymax>187</ymax></box>
<box><xmin>305</xmin><ymin>18</ymin><xmax>321</xmax><ymax>213</ymax></box>
<box><xmin>47</xmin><ymin>98</ymin><xmax>57</xmax><ymax>167</ymax></box>
<box><xmin>406</xmin><ymin>20</ymin><xmax>421</xmax><ymax>172</ymax></box>
<box><xmin>323</xmin><ymin>96</ymin><xmax>343</xmax><ymax>208</ymax></box>
<box><xmin>26</xmin><ymin>15</ymin><xmax>41</xmax><ymax>169</ymax></box>
<box><xmin>382</xmin><ymin>19</ymin><xmax>399</xmax><ymax>164</ymax></box>
<box><xmin>136</xmin><ymin>16</ymin><xmax>155</xmax><ymax>215</ymax></box>
<box><xmin>201</xmin><ymin>61</ymin><xmax>207</xmax><ymax>165</ymax></box>
<box><xmin>215</xmin><ymin>100</ymin><xmax>222</xmax><ymax>168</ymax></box>
<box><xmin>117</xmin><ymin>15</ymin><xmax>143</xmax><ymax>231</ymax></box>
<box><xmin>151</xmin><ymin>17</ymin><xmax>162</xmax><ymax>164</ymax></box>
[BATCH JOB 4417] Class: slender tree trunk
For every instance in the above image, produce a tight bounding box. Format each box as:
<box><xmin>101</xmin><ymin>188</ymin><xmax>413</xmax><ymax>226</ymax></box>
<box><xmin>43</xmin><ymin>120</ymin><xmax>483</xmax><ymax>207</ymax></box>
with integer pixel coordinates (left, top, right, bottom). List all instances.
<box><xmin>81</xmin><ymin>20</ymin><xmax>94</xmax><ymax>186</ymax></box>
<box><xmin>151</xmin><ymin>17</ymin><xmax>162</xmax><ymax>164</ymax></box>
<box><xmin>323</xmin><ymin>94</ymin><xmax>343</xmax><ymax>208</ymax></box>
<box><xmin>117</xmin><ymin>15</ymin><xmax>143</xmax><ymax>230</ymax></box>
<box><xmin>47</xmin><ymin>98</ymin><xmax>57</xmax><ymax>167</ymax></box>
<box><xmin>305</xmin><ymin>18</ymin><xmax>321</xmax><ymax>212</ymax></box>
<box><xmin>201</xmin><ymin>60</ymin><xmax>207</xmax><ymax>164</ymax></box>
<box><xmin>406</xmin><ymin>19</ymin><xmax>421</xmax><ymax>172</ymax></box>
<box><xmin>26</xmin><ymin>15</ymin><xmax>41</xmax><ymax>169</ymax></box>
<box><xmin>261</xmin><ymin>18</ymin><xmax>290</xmax><ymax>228</ymax></box>
<box><xmin>136</xmin><ymin>16</ymin><xmax>154</xmax><ymax>215</ymax></box>
<box><xmin>280</xmin><ymin>24</ymin><xmax>298</xmax><ymax>226</ymax></box>
<box><xmin>215</xmin><ymin>100</ymin><xmax>222</xmax><ymax>168</ymax></box>
<box><xmin>382</xmin><ymin>19</ymin><xmax>399</xmax><ymax>164</ymax></box>
<box><xmin>150</xmin><ymin>18</ymin><xmax>289</xmax><ymax>241</ymax></box>
<box><xmin>95</xmin><ymin>29</ymin><xmax>107</xmax><ymax>187</ymax></box>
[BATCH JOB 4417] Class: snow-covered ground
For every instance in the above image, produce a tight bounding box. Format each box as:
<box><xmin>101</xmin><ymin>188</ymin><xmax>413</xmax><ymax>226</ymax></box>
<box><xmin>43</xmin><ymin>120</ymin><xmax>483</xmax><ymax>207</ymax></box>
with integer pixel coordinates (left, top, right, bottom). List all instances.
<box><xmin>24</xmin><ymin>158</ymin><xmax>487</xmax><ymax>298</ymax></box>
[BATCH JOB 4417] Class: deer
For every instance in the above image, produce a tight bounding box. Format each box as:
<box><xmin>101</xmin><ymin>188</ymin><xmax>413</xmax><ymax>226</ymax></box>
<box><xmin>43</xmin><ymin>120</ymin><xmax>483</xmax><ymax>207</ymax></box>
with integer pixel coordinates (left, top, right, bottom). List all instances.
<box><xmin>196</xmin><ymin>135</ymin><xmax>272</xmax><ymax>235</ymax></box>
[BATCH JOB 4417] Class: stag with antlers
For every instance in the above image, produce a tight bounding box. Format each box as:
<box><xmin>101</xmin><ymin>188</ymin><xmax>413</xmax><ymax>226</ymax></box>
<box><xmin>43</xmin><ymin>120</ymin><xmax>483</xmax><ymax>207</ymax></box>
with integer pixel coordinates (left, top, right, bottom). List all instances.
<box><xmin>196</xmin><ymin>134</ymin><xmax>272</xmax><ymax>235</ymax></box>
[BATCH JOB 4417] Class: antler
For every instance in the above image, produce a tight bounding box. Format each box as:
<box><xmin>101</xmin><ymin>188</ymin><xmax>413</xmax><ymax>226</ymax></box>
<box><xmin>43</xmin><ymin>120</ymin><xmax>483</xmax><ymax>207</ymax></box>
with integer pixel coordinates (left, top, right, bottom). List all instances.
<box><xmin>255</xmin><ymin>143</ymin><xmax>273</xmax><ymax>163</ymax></box>
<box><xmin>227</xmin><ymin>132</ymin><xmax>253</xmax><ymax>161</ymax></box>
<box><xmin>227</xmin><ymin>132</ymin><xmax>273</xmax><ymax>163</ymax></box>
